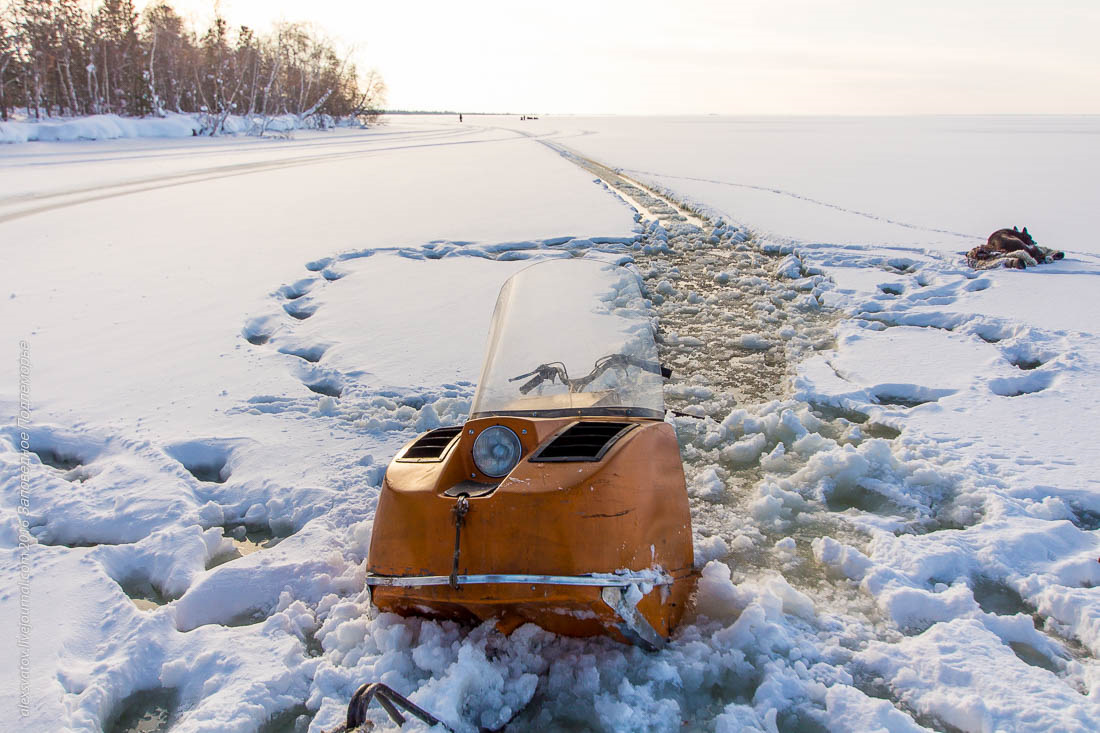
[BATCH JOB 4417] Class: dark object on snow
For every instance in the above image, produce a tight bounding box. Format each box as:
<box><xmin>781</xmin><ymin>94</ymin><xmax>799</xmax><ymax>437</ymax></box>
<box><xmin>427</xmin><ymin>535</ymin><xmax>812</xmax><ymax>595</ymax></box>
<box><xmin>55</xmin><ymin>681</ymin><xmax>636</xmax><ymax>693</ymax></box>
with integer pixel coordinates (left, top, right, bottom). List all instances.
<box><xmin>967</xmin><ymin>226</ymin><xmax>1065</xmax><ymax>270</ymax></box>
<box><xmin>323</xmin><ymin>682</ymin><xmax>451</xmax><ymax>732</ymax></box>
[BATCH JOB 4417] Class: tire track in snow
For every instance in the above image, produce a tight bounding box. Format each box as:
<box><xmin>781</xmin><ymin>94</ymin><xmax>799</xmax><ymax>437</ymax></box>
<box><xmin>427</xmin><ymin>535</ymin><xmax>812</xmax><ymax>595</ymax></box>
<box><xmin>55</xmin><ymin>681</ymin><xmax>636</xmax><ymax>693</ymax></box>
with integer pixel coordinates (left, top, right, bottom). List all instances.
<box><xmin>0</xmin><ymin>126</ymin><xmax>526</xmax><ymax>224</ymax></box>
<box><xmin>0</xmin><ymin>123</ymin><xmax>477</xmax><ymax>167</ymax></box>
<box><xmin>619</xmin><ymin>167</ymin><xmax>984</xmax><ymax>242</ymax></box>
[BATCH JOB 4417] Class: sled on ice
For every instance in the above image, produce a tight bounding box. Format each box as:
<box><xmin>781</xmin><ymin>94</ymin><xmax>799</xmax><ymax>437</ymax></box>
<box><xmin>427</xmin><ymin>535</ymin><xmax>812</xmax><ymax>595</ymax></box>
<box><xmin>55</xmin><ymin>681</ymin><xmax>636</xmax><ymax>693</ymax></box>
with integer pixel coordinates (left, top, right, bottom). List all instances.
<box><xmin>364</xmin><ymin>258</ymin><xmax>697</xmax><ymax>650</ymax></box>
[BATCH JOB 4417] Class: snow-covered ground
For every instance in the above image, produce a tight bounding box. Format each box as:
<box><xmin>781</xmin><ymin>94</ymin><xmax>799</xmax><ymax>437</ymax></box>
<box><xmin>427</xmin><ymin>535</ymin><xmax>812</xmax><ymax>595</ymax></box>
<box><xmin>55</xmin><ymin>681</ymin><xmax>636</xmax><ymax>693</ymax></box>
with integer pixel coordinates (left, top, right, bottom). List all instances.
<box><xmin>2</xmin><ymin>115</ymin><xmax>1099</xmax><ymax>732</ymax></box>
<box><xmin>0</xmin><ymin>112</ymin><xmax>344</xmax><ymax>145</ymax></box>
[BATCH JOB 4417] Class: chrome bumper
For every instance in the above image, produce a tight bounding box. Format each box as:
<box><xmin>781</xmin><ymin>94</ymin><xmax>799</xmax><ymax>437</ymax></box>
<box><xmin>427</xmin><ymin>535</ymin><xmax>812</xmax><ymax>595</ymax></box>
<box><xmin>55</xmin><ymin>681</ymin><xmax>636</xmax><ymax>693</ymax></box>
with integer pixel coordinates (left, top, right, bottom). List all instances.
<box><xmin>364</xmin><ymin>571</ymin><xmax>673</xmax><ymax>588</ymax></box>
<box><xmin>364</xmin><ymin>570</ymin><xmax>672</xmax><ymax>650</ymax></box>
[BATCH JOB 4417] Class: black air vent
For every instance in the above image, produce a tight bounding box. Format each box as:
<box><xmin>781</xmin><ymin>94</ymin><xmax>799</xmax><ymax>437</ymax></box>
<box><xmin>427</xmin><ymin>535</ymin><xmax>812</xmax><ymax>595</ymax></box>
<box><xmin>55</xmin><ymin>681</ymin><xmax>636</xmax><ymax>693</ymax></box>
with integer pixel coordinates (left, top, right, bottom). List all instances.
<box><xmin>531</xmin><ymin>422</ymin><xmax>635</xmax><ymax>462</ymax></box>
<box><xmin>399</xmin><ymin>426</ymin><xmax>462</xmax><ymax>461</ymax></box>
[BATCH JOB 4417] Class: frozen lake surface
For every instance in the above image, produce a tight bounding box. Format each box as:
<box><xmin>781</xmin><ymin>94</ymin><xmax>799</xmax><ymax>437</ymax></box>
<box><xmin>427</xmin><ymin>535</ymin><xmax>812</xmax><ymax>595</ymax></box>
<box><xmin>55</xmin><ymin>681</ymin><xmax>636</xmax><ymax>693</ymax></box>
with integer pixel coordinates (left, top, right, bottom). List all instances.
<box><xmin>1</xmin><ymin>115</ymin><xmax>1098</xmax><ymax>732</ymax></box>
<box><xmin>534</xmin><ymin>114</ymin><xmax>1100</xmax><ymax>253</ymax></box>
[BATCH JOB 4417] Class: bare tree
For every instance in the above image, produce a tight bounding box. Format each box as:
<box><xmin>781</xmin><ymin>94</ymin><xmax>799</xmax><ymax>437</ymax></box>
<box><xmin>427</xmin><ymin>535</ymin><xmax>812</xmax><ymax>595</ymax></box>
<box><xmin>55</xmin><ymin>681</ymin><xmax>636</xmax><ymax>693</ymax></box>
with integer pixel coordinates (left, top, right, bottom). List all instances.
<box><xmin>91</xmin><ymin>0</ymin><xmax>142</xmax><ymax>114</ymax></box>
<box><xmin>16</xmin><ymin>0</ymin><xmax>54</xmax><ymax>118</ymax></box>
<box><xmin>350</xmin><ymin>67</ymin><xmax>386</xmax><ymax>125</ymax></box>
<box><xmin>141</xmin><ymin>2</ymin><xmax>190</xmax><ymax>113</ymax></box>
<box><xmin>54</xmin><ymin>0</ymin><xmax>85</xmax><ymax>115</ymax></box>
<box><xmin>0</xmin><ymin>3</ymin><xmax>17</xmax><ymax>120</ymax></box>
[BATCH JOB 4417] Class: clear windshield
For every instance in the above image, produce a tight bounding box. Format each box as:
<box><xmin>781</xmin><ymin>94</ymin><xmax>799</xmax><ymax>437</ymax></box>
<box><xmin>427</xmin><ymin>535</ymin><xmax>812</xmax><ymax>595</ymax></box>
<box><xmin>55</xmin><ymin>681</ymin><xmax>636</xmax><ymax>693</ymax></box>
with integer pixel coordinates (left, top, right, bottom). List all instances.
<box><xmin>471</xmin><ymin>259</ymin><xmax>665</xmax><ymax>419</ymax></box>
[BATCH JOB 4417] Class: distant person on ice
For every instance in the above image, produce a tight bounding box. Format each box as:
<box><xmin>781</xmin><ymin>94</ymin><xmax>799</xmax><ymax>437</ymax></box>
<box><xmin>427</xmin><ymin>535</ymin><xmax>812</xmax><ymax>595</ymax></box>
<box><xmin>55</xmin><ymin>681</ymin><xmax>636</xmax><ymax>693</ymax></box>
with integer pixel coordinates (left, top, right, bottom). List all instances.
<box><xmin>459</xmin><ymin>114</ymin><xmax>463</xmax><ymax>122</ymax></box>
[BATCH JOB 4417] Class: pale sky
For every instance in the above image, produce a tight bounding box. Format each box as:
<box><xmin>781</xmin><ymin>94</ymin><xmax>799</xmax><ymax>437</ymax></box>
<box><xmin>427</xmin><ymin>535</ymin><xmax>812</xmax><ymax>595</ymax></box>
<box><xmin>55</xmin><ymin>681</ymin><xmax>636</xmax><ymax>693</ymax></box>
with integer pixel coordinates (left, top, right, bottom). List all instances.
<box><xmin>142</xmin><ymin>0</ymin><xmax>1100</xmax><ymax>115</ymax></box>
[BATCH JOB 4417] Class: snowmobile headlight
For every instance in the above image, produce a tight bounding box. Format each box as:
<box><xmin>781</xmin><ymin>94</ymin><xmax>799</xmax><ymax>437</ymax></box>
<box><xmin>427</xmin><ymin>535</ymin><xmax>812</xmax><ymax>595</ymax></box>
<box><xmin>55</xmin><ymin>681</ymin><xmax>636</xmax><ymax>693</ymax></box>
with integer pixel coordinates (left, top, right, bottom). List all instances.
<box><xmin>471</xmin><ymin>426</ymin><xmax>523</xmax><ymax>478</ymax></box>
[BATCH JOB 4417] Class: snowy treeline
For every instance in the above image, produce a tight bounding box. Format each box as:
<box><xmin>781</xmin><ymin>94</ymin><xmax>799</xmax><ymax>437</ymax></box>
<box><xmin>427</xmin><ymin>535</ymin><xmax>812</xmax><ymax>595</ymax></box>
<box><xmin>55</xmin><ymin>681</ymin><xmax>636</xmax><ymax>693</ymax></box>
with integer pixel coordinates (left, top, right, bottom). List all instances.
<box><xmin>0</xmin><ymin>1</ymin><xmax>386</xmax><ymax>133</ymax></box>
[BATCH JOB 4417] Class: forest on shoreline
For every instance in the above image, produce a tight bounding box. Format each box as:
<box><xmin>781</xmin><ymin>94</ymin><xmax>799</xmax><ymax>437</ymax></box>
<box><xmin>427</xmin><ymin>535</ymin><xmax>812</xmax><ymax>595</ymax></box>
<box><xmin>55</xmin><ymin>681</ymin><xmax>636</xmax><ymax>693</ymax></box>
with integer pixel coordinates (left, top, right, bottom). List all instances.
<box><xmin>0</xmin><ymin>1</ymin><xmax>386</xmax><ymax>133</ymax></box>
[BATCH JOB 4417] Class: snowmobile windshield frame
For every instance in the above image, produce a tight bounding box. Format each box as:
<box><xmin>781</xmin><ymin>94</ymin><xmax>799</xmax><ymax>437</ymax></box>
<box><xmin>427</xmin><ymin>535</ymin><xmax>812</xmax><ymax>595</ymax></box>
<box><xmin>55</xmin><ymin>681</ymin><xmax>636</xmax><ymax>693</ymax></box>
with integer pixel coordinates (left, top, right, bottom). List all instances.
<box><xmin>470</xmin><ymin>259</ymin><xmax>666</xmax><ymax>420</ymax></box>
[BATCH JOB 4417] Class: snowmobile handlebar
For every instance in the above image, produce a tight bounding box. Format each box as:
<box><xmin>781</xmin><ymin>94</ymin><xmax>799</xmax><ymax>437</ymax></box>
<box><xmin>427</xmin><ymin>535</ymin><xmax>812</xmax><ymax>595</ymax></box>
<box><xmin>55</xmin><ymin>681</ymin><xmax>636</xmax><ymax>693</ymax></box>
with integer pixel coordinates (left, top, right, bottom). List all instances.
<box><xmin>509</xmin><ymin>354</ymin><xmax>671</xmax><ymax>395</ymax></box>
<box><xmin>510</xmin><ymin>363</ymin><xmax>570</xmax><ymax>395</ymax></box>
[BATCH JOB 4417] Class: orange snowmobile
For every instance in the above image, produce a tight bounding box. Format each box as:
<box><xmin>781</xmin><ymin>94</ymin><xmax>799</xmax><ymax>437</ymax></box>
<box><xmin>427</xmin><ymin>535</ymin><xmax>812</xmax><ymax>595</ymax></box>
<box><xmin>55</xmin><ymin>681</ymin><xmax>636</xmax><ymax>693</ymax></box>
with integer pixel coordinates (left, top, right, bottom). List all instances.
<box><xmin>364</xmin><ymin>258</ymin><xmax>696</xmax><ymax>651</ymax></box>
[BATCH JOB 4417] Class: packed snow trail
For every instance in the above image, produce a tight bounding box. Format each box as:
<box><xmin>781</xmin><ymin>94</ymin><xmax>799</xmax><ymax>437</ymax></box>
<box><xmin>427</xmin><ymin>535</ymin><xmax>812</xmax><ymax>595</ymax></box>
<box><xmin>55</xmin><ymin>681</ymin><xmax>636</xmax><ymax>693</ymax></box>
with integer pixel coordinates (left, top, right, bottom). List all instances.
<box><xmin>0</xmin><ymin>125</ymin><xmax>530</xmax><ymax>223</ymax></box>
<box><xmin>615</xmin><ymin>168</ymin><xmax>982</xmax><ymax>242</ymax></box>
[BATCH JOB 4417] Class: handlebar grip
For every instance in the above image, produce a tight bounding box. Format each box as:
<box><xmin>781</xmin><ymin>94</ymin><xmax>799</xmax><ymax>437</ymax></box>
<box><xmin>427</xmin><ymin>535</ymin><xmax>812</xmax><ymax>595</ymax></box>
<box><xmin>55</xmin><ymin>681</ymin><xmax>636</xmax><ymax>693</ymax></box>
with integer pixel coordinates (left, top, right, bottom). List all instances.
<box><xmin>518</xmin><ymin>375</ymin><xmax>543</xmax><ymax>395</ymax></box>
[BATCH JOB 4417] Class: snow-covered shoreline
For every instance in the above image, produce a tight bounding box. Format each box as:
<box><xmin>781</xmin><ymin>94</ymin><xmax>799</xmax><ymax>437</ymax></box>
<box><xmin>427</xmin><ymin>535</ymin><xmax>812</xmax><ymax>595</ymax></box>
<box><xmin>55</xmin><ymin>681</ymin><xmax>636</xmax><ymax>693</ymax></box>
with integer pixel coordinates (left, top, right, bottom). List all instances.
<box><xmin>0</xmin><ymin>112</ymin><xmax>365</xmax><ymax>145</ymax></box>
<box><xmin>2</xmin><ymin>116</ymin><xmax>1098</xmax><ymax>732</ymax></box>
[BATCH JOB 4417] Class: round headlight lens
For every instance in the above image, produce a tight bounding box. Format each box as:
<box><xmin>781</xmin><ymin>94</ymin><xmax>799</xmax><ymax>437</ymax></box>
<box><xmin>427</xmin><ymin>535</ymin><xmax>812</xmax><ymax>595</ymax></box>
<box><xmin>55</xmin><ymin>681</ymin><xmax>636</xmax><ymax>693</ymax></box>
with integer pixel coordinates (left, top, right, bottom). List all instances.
<box><xmin>471</xmin><ymin>426</ymin><xmax>523</xmax><ymax>478</ymax></box>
